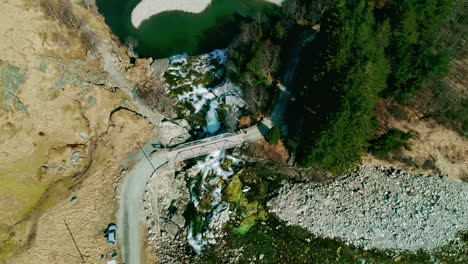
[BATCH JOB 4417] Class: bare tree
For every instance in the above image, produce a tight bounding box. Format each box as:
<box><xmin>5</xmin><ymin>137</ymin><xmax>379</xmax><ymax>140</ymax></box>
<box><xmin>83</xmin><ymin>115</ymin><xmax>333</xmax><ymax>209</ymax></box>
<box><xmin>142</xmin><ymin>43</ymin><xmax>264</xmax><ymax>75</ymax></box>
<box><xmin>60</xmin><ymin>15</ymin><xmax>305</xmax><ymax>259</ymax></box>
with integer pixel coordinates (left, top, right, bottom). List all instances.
<box><xmin>81</xmin><ymin>0</ymin><xmax>98</xmax><ymax>13</ymax></box>
<box><xmin>125</xmin><ymin>38</ymin><xmax>139</xmax><ymax>58</ymax></box>
<box><xmin>283</xmin><ymin>0</ymin><xmax>335</xmax><ymax>24</ymax></box>
<box><xmin>40</xmin><ymin>0</ymin><xmax>82</xmax><ymax>32</ymax></box>
<box><xmin>238</xmin><ymin>22</ymin><xmax>262</xmax><ymax>44</ymax></box>
<box><xmin>137</xmin><ymin>79</ymin><xmax>177</xmax><ymax>117</ymax></box>
<box><xmin>244</xmin><ymin>73</ymin><xmax>269</xmax><ymax>114</ymax></box>
<box><xmin>39</xmin><ymin>0</ymin><xmax>101</xmax><ymax>53</ymax></box>
<box><xmin>81</xmin><ymin>28</ymin><xmax>99</xmax><ymax>53</ymax></box>
<box><xmin>259</xmin><ymin>41</ymin><xmax>280</xmax><ymax>84</ymax></box>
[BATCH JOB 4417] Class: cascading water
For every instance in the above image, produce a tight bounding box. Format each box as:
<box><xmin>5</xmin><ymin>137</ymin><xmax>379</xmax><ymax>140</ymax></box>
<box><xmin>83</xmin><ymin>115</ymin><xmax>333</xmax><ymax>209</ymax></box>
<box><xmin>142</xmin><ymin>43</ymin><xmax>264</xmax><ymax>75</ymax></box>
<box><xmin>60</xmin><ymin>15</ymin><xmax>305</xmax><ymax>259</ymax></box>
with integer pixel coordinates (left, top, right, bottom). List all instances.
<box><xmin>204</xmin><ymin>100</ymin><xmax>221</xmax><ymax>134</ymax></box>
<box><xmin>164</xmin><ymin>49</ymin><xmax>247</xmax><ymax>253</ymax></box>
<box><xmin>186</xmin><ymin>150</ymin><xmax>241</xmax><ymax>254</ymax></box>
<box><xmin>166</xmin><ymin>49</ymin><xmax>245</xmax><ymax>135</ymax></box>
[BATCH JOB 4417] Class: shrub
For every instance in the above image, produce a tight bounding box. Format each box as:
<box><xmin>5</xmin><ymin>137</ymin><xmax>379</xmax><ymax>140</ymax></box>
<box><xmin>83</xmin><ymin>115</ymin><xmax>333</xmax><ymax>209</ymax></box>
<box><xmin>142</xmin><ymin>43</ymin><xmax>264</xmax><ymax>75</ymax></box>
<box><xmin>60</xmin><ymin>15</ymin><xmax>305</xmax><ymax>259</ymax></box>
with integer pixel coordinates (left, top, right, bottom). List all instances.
<box><xmin>369</xmin><ymin>128</ymin><xmax>413</xmax><ymax>158</ymax></box>
<box><xmin>39</xmin><ymin>0</ymin><xmax>100</xmax><ymax>52</ymax></box>
<box><xmin>266</xmin><ymin>126</ymin><xmax>281</xmax><ymax>145</ymax></box>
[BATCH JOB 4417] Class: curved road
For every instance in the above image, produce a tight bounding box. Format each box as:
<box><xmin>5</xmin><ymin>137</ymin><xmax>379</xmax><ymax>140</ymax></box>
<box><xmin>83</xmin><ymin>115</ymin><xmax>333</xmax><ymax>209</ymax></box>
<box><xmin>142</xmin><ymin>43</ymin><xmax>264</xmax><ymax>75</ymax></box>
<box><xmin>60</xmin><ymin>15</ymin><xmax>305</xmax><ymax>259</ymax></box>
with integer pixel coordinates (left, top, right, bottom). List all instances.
<box><xmin>118</xmin><ymin>30</ymin><xmax>317</xmax><ymax>264</ymax></box>
<box><xmin>118</xmin><ymin>124</ymin><xmax>269</xmax><ymax>264</ymax></box>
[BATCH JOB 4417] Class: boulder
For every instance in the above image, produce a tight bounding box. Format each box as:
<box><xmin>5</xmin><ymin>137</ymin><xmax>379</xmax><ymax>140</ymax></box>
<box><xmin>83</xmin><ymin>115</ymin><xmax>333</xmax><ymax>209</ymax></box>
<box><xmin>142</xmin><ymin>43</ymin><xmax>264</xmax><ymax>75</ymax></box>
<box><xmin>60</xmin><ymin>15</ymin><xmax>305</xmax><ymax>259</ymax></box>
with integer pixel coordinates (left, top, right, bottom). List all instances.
<box><xmin>147</xmin><ymin>167</ymin><xmax>190</xmax><ymax>241</ymax></box>
<box><xmin>208</xmin><ymin>202</ymin><xmax>230</xmax><ymax>231</ymax></box>
<box><xmin>161</xmin><ymin>221</ymin><xmax>180</xmax><ymax>239</ymax></box>
<box><xmin>225</xmin><ymin>95</ymin><xmax>246</xmax><ymax>108</ymax></box>
<box><xmin>151</xmin><ymin>58</ymin><xmax>170</xmax><ymax>78</ymax></box>
<box><xmin>173</xmin><ymin>119</ymin><xmax>191</xmax><ymax>131</ymax></box>
<box><xmin>157</xmin><ymin>119</ymin><xmax>191</xmax><ymax>147</ymax></box>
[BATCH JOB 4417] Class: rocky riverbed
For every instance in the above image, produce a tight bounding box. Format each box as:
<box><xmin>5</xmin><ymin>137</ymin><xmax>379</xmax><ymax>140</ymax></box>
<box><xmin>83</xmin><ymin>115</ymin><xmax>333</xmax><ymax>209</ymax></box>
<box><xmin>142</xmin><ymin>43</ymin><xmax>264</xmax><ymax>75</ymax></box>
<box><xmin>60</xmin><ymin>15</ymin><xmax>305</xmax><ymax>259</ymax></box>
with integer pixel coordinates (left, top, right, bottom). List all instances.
<box><xmin>140</xmin><ymin>49</ymin><xmax>248</xmax><ymax>261</ymax></box>
<box><xmin>268</xmin><ymin>166</ymin><xmax>468</xmax><ymax>252</ymax></box>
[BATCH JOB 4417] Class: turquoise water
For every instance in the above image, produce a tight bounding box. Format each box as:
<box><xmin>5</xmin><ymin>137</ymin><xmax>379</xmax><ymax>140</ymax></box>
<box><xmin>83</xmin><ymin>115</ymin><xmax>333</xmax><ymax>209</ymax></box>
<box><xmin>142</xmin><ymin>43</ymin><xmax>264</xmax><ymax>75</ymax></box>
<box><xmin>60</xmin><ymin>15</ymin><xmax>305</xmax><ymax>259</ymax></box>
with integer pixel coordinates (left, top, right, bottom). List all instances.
<box><xmin>96</xmin><ymin>0</ymin><xmax>278</xmax><ymax>58</ymax></box>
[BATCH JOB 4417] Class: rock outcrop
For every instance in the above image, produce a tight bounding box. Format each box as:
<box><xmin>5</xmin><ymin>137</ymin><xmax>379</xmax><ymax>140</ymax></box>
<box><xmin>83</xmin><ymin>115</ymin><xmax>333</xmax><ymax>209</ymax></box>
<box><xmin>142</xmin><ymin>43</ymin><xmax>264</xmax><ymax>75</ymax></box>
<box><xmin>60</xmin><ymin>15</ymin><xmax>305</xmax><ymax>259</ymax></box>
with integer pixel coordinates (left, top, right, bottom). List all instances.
<box><xmin>157</xmin><ymin>119</ymin><xmax>191</xmax><ymax>146</ymax></box>
<box><xmin>144</xmin><ymin>164</ymin><xmax>192</xmax><ymax>264</ymax></box>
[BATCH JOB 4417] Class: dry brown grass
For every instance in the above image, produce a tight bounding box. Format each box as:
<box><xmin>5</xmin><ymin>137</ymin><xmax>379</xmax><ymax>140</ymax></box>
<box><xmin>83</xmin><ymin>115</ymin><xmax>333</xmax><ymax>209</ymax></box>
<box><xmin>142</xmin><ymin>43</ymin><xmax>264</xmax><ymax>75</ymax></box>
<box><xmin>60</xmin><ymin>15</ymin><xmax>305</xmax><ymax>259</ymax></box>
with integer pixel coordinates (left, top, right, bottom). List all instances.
<box><xmin>248</xmin><ymin>139</ymin><xmax>290</xmax><ymax>164</ymax></box>
<box><xmin>365</xmin><ymin>117</ymin><xmax>468</xmax><ymax>182</ymax></box>
<box><xmin>39</xmin><ymin>0</ymin><xmax>99</xmax><ymax>52</ymax></box>
<box><xmin>0</xmin><ymin>1</ymin><xmax>158</xmax><ymax>263</ymax></box>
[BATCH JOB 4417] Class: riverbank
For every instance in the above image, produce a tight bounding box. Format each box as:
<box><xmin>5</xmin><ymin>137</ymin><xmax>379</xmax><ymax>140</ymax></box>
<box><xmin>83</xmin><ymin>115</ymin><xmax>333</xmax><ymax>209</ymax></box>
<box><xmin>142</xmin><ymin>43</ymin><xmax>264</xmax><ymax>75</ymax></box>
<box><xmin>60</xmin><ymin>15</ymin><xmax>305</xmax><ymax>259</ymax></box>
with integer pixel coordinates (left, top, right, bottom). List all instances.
<box><xmin>131</xmin><ymin>0</ymin><xmax>284</xmax><ymax>28</ymax></box>
<box><xmin>269</xmin><ymin>166</ymin><xmax>468</xmax><ymax>252</ymax></box>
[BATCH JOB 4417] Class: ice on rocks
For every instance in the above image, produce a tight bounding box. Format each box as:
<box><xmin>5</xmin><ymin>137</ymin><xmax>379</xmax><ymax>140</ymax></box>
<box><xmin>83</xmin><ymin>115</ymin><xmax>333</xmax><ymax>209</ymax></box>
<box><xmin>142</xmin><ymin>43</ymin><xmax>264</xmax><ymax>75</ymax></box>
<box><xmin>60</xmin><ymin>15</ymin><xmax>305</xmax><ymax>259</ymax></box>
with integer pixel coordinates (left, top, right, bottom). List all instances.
<box><xmin>187</xmin><ymin>150</ymin><xmax>241</xmax><ymax>253</ymax></box>
<box><xmin>165</xmin><ymin>50</ymin><xmax>245</xmax><ymax>133</ymax></box>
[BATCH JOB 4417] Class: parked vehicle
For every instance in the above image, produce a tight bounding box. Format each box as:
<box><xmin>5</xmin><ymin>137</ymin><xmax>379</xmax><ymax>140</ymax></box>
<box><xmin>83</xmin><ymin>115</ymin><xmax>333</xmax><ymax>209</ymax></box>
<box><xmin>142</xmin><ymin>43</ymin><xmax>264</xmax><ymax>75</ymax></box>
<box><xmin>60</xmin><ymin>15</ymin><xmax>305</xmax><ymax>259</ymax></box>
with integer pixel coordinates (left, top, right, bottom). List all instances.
<box><xmin>106</xmin><ymin>224</ymin><xmax>117</xmax><ymax>245</ymax></box>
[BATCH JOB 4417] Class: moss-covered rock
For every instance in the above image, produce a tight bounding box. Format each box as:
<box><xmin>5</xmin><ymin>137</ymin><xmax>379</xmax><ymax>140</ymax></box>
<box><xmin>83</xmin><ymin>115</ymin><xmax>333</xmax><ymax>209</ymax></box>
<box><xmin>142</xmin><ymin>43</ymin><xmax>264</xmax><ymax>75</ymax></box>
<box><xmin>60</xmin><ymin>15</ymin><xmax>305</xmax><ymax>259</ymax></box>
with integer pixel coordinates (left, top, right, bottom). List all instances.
<box><xmin>1</xmin><ymin>63</ymin><xmax>26</xmax><ymax>93</ymax></box>
<box><xmin>224</xmin><ymin>173</ymin><xmax>269</xmax><ymax>235</ymax></box>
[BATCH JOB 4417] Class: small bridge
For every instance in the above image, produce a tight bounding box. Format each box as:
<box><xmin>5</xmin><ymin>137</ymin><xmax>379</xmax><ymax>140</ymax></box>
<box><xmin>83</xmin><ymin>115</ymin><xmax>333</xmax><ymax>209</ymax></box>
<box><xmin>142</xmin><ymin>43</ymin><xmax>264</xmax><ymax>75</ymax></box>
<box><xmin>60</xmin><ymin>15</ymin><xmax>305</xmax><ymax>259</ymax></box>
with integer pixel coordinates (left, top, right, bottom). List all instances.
<box><xmin>158</xmin><ymin>120</ymin><xmax>270</xmax><ymax>163</ymax></box>
<box><xmin>167</xmin><ymin>132</ymin><xmax>247</xmax><ymax>162</ymax></box>
<box><xmin>171</xmin><ymin>138</ymin><xmax>242</xmax><ymax>162</ymax></box>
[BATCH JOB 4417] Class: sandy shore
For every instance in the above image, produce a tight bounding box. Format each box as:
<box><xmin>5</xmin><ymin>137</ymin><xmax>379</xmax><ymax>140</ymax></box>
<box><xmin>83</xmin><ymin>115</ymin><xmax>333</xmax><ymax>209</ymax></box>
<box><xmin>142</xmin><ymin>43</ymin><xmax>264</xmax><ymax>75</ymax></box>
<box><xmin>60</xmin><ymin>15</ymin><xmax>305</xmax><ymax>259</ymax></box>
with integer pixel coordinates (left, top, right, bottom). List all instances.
<box><xmin>131</xmin><ymin>0</ymin><xmax>284</xmax><ymax>28</ymax></box>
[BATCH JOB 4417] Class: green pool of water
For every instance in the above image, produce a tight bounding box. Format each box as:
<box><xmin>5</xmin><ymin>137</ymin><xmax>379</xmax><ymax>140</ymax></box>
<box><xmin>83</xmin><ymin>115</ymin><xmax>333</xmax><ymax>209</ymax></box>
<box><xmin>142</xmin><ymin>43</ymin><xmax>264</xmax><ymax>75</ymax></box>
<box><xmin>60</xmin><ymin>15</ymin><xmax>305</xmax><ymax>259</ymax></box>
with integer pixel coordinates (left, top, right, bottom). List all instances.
<box><xmin>96</xmin><ymin>0</ymin><xmax>278</xmax><ymax>58</ymax></box>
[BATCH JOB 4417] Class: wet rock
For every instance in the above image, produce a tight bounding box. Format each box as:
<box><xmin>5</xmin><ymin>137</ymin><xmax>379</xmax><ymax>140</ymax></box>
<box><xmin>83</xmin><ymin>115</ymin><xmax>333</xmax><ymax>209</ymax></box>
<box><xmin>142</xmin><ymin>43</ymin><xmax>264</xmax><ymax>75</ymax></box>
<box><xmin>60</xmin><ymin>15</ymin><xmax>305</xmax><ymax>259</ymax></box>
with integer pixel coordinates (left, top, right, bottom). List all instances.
<box><xmin>207</xmin><ymin>202</ymin><xmax>230</xmax><ymax>232</ymax></box>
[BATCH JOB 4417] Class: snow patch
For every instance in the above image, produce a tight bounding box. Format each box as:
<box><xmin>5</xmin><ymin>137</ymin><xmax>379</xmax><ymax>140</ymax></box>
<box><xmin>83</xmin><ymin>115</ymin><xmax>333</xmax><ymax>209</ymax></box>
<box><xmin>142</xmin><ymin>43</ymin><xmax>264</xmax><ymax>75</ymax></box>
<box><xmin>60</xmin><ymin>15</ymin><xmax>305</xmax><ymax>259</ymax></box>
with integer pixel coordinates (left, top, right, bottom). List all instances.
<box><xmin>187</xmin><ymin>150</ymin><xmax>241</xmax><ymax>253</ymax></box>
<box><xmin>165</xmin><ymin>49</ymin><xmax>245</xmax><ymax>133</ymax></box>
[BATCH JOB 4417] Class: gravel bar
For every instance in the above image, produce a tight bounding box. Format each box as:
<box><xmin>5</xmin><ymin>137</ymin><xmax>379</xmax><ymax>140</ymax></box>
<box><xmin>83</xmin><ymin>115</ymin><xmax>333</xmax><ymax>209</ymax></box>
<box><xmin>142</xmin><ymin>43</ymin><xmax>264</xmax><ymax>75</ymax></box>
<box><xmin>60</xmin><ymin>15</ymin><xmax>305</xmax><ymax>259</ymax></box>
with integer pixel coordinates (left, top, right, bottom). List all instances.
<box><xmin>268</xmin><ymin>166</ymin><xmax>468</xmax><ymax>251</ymax></box>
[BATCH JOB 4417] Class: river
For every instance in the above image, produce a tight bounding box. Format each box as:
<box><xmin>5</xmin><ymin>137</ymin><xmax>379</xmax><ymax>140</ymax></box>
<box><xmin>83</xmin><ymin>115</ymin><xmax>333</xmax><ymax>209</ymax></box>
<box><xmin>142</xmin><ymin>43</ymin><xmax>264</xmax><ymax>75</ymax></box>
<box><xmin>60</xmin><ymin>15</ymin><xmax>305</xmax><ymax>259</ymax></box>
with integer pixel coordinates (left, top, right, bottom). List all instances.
<box><xmin>95</xmin><ymin>0</ymin><xmax>279</xmax><ymax>58</ymax></box>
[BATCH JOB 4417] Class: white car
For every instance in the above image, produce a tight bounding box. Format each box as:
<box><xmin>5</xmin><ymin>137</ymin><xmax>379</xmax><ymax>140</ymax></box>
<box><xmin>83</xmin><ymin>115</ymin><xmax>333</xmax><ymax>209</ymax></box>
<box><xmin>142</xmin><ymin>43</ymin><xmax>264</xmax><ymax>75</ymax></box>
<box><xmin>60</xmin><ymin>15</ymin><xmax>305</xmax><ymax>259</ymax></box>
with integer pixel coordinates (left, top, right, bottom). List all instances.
<box><xmin>106</xmin><ymin>224</ymin><xmax>117</xmax><ymax>245</ymax></box>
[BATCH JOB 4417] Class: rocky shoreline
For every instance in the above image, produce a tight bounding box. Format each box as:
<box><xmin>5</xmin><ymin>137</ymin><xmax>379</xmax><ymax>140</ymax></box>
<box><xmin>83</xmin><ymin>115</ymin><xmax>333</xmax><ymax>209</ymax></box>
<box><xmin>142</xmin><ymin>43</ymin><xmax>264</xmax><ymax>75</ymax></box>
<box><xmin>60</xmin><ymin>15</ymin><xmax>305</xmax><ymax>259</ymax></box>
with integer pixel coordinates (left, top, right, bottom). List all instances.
<box><xmin>268</xmin><ymin>166</ymin><xmax>468</xmax><ymax>252</ymax></box>
<box><xmin>142</xmin><ymin>161</ymin><xmax>468</xmax><ymax>263</ymax></box>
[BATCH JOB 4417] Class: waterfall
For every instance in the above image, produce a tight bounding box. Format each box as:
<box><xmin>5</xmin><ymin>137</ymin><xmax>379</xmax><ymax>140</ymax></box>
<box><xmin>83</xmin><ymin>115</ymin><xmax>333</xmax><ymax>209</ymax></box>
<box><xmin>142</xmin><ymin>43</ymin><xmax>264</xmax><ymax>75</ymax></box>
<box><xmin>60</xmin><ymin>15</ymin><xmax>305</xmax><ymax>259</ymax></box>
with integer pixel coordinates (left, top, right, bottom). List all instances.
<box><xmin>203</xmin><ymin>100</ymin><xmax>221</xmax><ymax>134</ymax></box>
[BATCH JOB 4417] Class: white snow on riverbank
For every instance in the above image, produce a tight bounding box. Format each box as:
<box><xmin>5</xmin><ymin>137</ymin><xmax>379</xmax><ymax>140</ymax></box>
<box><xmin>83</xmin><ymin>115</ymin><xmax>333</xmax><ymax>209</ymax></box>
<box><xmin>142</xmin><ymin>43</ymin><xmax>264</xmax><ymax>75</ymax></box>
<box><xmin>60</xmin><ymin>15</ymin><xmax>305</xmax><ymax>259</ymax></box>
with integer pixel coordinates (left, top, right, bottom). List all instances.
<box><xmin>131</xmin><ymin>0</ymin><xmax>285</xmax><ymax>28</ymax></box>
<box><xmin>166</xmin><ymin>49</ymin><xmax>226</xmax><ymax>114</ymax></box>
<box><xmin>187</xmin><ymin>150</ymin><xmax>241</xmax><ymax>253</ymax></box>
<box><xmin>165</xmin><ymin>49</ymin><xmax>247</xmax><ymax>134</ymax></box>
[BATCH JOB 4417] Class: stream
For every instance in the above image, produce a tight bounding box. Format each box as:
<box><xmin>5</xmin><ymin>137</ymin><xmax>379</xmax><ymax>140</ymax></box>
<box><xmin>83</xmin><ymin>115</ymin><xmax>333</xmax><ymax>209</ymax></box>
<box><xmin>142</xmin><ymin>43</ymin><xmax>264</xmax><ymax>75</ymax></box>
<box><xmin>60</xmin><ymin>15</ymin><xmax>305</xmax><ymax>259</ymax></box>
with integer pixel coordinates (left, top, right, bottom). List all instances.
<box><xmin>177</xmin><ymin>30</ymin><xmax>319</xmax><ymax>253</ymax></box>
<box><xmin>116</xmin><ymin>28</ymin><xmax>319</xmax><ymax>263</ymax></box>
<box><xmin>165</xmin><ymin>50</ymin><xmax>243</xmax><ymax>251</ymax></box>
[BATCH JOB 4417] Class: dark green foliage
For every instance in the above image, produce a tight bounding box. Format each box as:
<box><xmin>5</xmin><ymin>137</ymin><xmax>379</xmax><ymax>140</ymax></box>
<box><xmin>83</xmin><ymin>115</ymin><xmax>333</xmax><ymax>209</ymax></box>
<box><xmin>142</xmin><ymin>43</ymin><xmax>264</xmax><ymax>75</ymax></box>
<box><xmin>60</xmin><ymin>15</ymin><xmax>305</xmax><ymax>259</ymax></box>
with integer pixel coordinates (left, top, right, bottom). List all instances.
<box><xmin>289</xmin><ymin>0</ymin><xmax>454</xmax><ymax>173</ymax></box>
<box><xmin>369</xmin><ymin>128</ymin><xmax>413</xmax><ymax>158</ymax></box>
<box><xmin>413</xmin><ymin>63</ymin><xmax>467</xmax><ymax>137</ymax></box>
<box><xmin>266</xmin><ymin>126</ymin><xmax>281</xmax><ymax>145</ymax></box>
<box><xmin>176</xmin><ymin>102</ymin><xmax>210</xmax><ymax>128</ymax></box>
<box><xmin>200</xmin><ymin>217</ymin><xmax>467</xmax><ymax>263</ymax></box>
<box><xmin>293</xmin><ymin>0</ymin><xmax>389</xmax><ymax>174</ymax></box>
<box><xmin>227</xmin><ymin>15</ymin><xmax>283</xmax><ymax>114</ymax></box>
<box><xmin>380</xmin><ymin>0</ymin><xmax>454</xmax><ymax>103</ymax></box>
